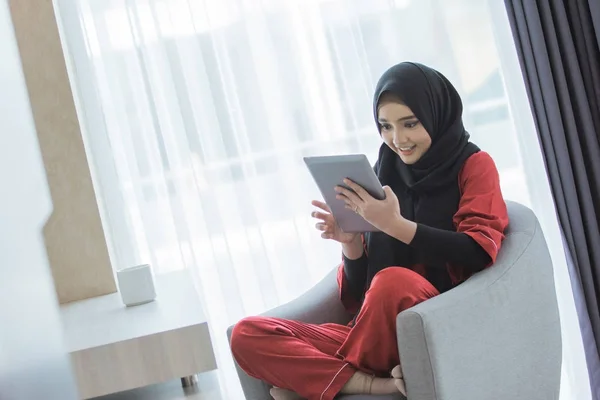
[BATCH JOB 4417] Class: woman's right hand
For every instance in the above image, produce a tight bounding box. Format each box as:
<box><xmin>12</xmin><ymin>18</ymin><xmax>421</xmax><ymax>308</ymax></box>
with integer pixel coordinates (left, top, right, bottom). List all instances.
<box><xmin>311</xmin><ymin>200</ymin><xmax>358</xmax><ymax>244</ymax></box>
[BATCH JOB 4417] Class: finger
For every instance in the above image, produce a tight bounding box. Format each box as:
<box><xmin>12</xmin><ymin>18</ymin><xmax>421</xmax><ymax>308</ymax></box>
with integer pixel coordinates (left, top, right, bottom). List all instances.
<box><xmin>321</xmin><ymin>232</ymin><xmax>333</xmax><ymax>239</ymax></box>
<box><xmin>382</xmin><ymin>185</ymin><xmax>395</xmax><ymax>200</ymax></box>
<box><xmin>337</xmin><ymin>195</ymin><xmax>358</xmax><ymax>210</ymax></box>
<box><xmin>335</xmin><ymin>186</ymin><xmax>363</xmax><ymax>205</ymax></box>
<box><xmin>311</xmin><ymin>200</ymin><xmax>331</xmax><ymax>213</ymax></box>
<box><xmin>315</xmin><ymin>222</ymin><xmax>328</xmax><ymax>231</ymax></box>
<box><xmin>343</xmin><ymin>179</ymin><xmax>372</xmax><ymax>201</ymax></box>
<box><xmin>335</xmin><ymin>192</ymin><xmax>352</xmax><ymax>206</ymax></box>
<box><xmin>344</xmin><ymin>204</ymin><xmax>361</xmax><ymax>214</ymax></box>
<box><xmin>311</xmin><ymin>211</ymin><xmax>331</xmax><ymax>221</ymax></box>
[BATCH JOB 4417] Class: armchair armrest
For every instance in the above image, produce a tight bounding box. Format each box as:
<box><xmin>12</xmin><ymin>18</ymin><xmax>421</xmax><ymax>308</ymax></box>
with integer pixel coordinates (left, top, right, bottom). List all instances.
<box><xmin>396</xmin><ymin>203</ymin><xmax>562</xmax><ymax>400</ymax></box>
<box><xmin>227</xmin><ymin>266</ymin><xmax>351</xmax><ymax>400</ymax></box>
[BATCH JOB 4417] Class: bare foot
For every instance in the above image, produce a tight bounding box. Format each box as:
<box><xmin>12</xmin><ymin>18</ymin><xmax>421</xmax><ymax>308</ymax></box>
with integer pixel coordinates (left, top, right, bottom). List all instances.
<box><xmin>391</xmin><ymin>365</ymin><xmax>406</xmax><ymax>396</ymax></box>
<box><xmin>269</xmin><ymin>387</ymin><xmax>305</xmax><ymax>400</ymax></box>
<box><xmin>341</xmin><ymin>371</ymin><xmax>398</xmax><ymax>395</ymax></box>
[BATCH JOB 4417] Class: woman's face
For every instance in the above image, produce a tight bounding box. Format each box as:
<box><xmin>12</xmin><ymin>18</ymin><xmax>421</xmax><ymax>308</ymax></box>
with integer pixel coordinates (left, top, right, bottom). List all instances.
<box><xmin>377</xmin><ymin>99</ymin><xmax>432</xmax><ymax>165</ymax></box>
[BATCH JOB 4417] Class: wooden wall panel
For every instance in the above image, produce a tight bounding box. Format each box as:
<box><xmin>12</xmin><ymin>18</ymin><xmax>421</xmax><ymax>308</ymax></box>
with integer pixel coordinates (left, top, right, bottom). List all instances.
<box><xmin>9</xmin><ymin>0</ymin><xmax>117</xmax><ymax>303</ymax></box>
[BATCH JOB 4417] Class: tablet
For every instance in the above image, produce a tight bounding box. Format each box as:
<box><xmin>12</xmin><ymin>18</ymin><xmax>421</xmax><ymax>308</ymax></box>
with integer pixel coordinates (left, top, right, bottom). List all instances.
<box><xmin>304</xmin><ymin>154</ymin><xmax>385</xmax><ymax>233</ymax></box>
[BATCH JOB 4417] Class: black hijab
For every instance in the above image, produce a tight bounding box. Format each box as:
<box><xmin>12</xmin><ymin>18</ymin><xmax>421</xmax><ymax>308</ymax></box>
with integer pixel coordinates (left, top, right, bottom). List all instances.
<box><xmin>364</xmin><ymin>62</ymin><xmax>480</xmax><ymax>293</ymax></box>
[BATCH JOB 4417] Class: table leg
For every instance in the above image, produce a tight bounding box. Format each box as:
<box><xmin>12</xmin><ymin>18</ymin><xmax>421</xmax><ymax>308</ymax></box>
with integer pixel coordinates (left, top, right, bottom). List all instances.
<box><xmin>181</xmin><ymin>375</ymin><xmax>198</xmax><ymax>387</ymax></box>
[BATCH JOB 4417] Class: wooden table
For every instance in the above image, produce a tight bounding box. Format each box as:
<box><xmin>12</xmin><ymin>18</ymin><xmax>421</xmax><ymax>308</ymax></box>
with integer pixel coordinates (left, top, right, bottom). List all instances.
<box><xmin>60</xmin><ymin>270</ymin><xmax>217</xmax><ymax>399</ymax></box>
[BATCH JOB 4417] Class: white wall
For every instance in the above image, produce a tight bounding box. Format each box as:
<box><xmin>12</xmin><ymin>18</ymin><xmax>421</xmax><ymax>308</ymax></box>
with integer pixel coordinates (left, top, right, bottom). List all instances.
<box><xmin>0</xmin><ymin>0</ymin><xmax>78</xmax><ymax>398</ymax></box>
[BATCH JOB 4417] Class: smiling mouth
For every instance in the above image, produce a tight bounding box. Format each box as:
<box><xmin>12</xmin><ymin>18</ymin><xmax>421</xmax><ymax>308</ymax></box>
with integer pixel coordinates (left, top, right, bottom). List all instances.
<box><xmin>396</xmin><ymin>145</ymin><xmax>416</xmax><ymax>155</ymax></box>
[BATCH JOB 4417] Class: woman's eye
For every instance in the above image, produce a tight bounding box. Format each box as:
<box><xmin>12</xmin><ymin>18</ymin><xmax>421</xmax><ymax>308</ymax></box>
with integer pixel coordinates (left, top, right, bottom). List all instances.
<box><xmin>381</xmin><ymin>123</ymin><xmax>392</xmax><ymax>131</ymax></box>
<box><xmin>405</xmin><ymin>120</ymin><xmax>420</xmax><ymax>129</ymax></box>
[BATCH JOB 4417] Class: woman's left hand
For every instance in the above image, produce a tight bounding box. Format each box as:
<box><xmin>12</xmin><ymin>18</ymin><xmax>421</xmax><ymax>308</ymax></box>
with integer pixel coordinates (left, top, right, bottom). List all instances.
<box><xmin>335</xmin><ymin>179</ymin><xmax>403</xmax><ymax>234</ymax></box>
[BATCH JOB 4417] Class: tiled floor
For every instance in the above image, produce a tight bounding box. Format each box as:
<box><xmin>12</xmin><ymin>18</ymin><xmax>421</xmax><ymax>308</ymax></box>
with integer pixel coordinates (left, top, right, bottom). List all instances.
<box><xmin>92</xmin><ymin>371</ymin><xmax>226</xmax><ymax>400</ymax></box>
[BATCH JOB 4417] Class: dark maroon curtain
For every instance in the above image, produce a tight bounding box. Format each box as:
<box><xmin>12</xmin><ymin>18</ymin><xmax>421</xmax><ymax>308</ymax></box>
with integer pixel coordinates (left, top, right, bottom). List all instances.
<box><xmin>503</xmin><ymin>0</ymin><xmax>600</xmax><ymax>397</ymax></box>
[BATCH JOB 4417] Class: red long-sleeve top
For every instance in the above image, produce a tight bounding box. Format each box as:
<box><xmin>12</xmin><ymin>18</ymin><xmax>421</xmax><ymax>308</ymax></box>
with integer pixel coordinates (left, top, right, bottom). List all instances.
<box><xmin>338</xmin><ymin>151</ymin><xmax>509</xmax><ymax>313</ymax></box>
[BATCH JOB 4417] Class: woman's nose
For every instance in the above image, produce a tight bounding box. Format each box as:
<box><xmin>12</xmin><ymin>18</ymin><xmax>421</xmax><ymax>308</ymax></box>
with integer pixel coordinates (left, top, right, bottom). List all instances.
<box><xmin>393</xmin><ymin>132</ymin><xmax>408</xmax><ymax>146</ymax></box>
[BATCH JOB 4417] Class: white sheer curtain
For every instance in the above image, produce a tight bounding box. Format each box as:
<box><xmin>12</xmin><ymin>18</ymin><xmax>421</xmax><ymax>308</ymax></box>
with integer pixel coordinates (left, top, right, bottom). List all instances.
<box><xmin>55</xmin><ymin>0</ymin><xmax>588</xmax><ymax>398</ymax></box>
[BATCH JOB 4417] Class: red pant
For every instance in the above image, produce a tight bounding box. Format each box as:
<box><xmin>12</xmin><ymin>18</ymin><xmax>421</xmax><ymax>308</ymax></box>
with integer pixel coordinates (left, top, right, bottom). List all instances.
<box><xmin>230</xmin><ymin>267</ymin><xmax>439</xmax><ymax>400</ymax></box>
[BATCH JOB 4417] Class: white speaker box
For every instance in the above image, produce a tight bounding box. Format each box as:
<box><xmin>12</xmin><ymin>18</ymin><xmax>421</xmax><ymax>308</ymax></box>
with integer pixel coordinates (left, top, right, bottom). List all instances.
<box><xmin>117</xmin><ymin>264</ymin><xmax>157</xmax><ymax>307</ymax></box>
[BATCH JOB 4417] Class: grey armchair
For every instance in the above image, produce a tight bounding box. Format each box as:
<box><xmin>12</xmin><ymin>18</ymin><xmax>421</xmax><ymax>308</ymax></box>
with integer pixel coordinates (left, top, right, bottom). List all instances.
<box><xmin>227</xmin><ymin>201</ymin><xmax>562</xmax><ymax>400</ymax></box>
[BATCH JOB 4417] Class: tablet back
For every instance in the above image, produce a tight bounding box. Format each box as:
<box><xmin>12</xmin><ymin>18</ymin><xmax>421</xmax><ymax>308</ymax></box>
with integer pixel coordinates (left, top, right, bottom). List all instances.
<box><xmin>304</xmin><ymin>154</ymin><xmax>385</xmax><ymax>233</ymax></box>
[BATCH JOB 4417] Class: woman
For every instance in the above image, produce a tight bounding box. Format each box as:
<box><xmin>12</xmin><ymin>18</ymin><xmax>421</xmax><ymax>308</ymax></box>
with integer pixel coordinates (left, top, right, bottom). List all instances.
<box><xmin>230</xmin><ymin>62</ymin><xmax>509</xmax><ymax>400</ymax></box>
